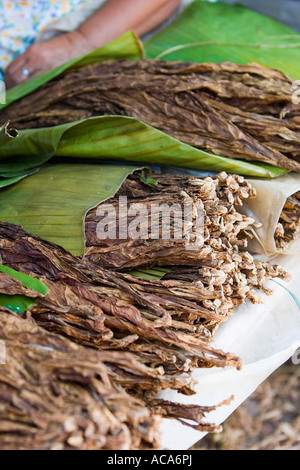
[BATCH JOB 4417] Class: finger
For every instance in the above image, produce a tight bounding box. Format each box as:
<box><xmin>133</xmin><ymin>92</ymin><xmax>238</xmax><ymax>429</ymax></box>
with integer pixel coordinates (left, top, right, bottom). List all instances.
<box><xmin>12</xmin><ymin>55</ymin><xmax>42</xmax><ymax>79</ymax></box>
<box><xmin>5</xmin><ymin>57</ymin><xmax>39</xmax><ymax>88</ymax></box>
<box><xmin>8</xmin><ymin>43</ymin><xmax>42</xmax><ymax>77</ymax></box>
<box><xmin>5</xmin><ymin>57</ymin><xmax>28</xmax><ymax>88</ymax></box>
<box><xmin>5</xmin><ymin>52</ymin><xmax>28</xmax><ymax>76</ymax></box>
<box><xmin>5</xmin><ymin>67</ymin><xmax>29</xmax><ymax>89</ymax></box>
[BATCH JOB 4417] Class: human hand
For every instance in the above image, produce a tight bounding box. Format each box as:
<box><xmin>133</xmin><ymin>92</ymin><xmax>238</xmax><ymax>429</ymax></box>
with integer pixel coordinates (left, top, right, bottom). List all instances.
<box><xmin>4</xmin><ymin>31</ymin><xmax>90</xmax><ymax>89</ymax></box>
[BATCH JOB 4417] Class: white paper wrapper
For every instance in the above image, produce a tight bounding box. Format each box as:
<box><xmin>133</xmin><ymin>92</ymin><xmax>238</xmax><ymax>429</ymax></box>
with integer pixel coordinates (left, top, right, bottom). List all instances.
<box><xmin>243</xmin><ymin>173</ymin><xmax>300</xmax><ymax>256</ymax></box>
<box><xmin>159</xmin><ymin>254</ymin><xmax>300</xmax><ymax>450</ymax></box>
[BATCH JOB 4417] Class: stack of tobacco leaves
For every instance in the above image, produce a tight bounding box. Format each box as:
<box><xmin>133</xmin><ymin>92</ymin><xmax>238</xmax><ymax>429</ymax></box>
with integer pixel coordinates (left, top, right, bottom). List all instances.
<box><xmin>275</xmin><ymin>191</ymin><xmax>300</xmax><ymax>250</ymax></box>
<box><xmin>0</xmin><ymin>225</ymin><xmax>235</xmax><ymax>449</ymax></box>
<box><xmin>0</xmin><ymin>173</ymin><xmax>291</xmax><ymax>449</ymax></box>
<box><xmin>1</xmin><ymin>60</ymin><xmax>300</xmax><ymax>172</ymax></box>
<box><xmin>0</xmin><ymin>221</ymin><xmax>241</xmax><ymax>376</ymax></box>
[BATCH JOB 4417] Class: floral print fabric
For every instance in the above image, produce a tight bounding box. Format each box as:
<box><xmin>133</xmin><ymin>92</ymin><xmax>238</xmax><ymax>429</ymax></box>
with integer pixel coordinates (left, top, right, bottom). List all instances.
<box><xmin>0</xmin><ymin>0</ymin><xmax>87</xmax><ymax>79</ymax></box>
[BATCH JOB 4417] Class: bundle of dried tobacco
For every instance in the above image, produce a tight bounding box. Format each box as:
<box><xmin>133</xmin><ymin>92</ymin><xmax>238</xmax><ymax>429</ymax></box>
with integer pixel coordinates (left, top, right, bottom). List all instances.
<box><xmin>84</xmin><ymin>169</ymin><xmax>290</xmax><ymax>329</ymax></box>
<box><xmin>0</xmin><ymin>221</ymin><xmax>241</xmax><ymax>378</ymax></box>
<box><xmin>238</xmin><ymin>174</ymin><xmax>300</xmax><ymax>255</ymax></box>
<box><xmin>275</xmin><ymin>191</ymin><xmax>300</xmax><ymax>250</ymax></box>
<box><xmin>2</xmin><ymin>60</ymin><xmax>299</xmax><ymax>171</ymax></box>
<box><xmin>85</xmin><ymin>170</ymin><xmax>258</xmax><ymax>271</ymax></box>
<box><xmin>0</xmin><ymin>200</ymin><xmax>290</xmax><ymax>449</ymax></box>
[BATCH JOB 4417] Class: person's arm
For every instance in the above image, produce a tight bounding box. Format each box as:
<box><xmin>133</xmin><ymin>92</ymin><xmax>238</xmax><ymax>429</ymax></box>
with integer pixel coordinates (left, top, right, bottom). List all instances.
<box><xmin>78</xmin><ymin>0</ymin><xmax>181</xmax><ymax>48</ymax></box>
<box><xmin>5</xmin><ymin>0</ymin><xmax>181</xmax><ymax>88</ymax></box>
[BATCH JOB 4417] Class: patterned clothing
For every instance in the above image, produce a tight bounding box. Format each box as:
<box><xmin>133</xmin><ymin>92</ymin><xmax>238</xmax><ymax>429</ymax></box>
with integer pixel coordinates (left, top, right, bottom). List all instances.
<box><xmin>0</xmin><ymin>0</ymin><xmax>192</xmax><ymax>80</ymax></box>
<box><xmin>0</xmin><ymin>0</ymin><xmax>88</xmax><ymax>78</ymax></box>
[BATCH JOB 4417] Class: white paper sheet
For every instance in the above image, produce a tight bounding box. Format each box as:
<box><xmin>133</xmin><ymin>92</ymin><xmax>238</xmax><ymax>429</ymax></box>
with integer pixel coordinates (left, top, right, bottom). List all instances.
<box><xmin>159</xmin><ymin>254</ymin><xmax>300</xmax><ymax>450</ymax></box>
<box><xmin>242</xmin><ymin>174</ymin><xmax>300</xmax><ymax>256</ymax></box>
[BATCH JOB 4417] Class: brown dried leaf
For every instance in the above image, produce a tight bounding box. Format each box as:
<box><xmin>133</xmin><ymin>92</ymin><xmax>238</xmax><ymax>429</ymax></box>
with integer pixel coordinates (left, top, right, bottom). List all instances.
<box><xmin>2</xmin><ymin>60</ymin><xmax>299</xmax><ymax>171</ymax></box>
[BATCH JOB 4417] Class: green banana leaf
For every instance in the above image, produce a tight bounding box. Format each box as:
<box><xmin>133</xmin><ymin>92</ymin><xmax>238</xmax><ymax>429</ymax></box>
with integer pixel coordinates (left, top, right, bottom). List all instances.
<box><xmin>0</xmin><ymin>123</ymin><xmax>39</xmax><ymax>183</ymax></box>
<box><xmin>145</xmin><ymin>0</ymin><xmax>300</xmax><ymax>80</ymax></box>
<box><xmin>0</xmin><ymin>162</ymin><xmax>139</xmax><ymax>255</ymax></box>
<box><xmin>0</xmin><ymin>263</ymin><xmax>48</xmax><ymax>314</ymax></box>
<box><xmin>0</xmin><ymin>263</ymin><xmax>48</xmax><ymax>295</ymax></box>
<box><xmin>128</xmin><ymin>267</ymin><xmax>169</xmax><ymax>280</ymax></box>
<box><xmin>0</xmin><ymin>115</ymin><xmax>286</xmax><ymax>180</ymax></box>
<box><xmin>0</xmin><ymin>294</ymin><xmax>36</xmax><ymax>314</ymax></box>
<box><xmin>0</xmin><ymin>170</ymin><xmax>38</xmax><ymax>188</ymax></box>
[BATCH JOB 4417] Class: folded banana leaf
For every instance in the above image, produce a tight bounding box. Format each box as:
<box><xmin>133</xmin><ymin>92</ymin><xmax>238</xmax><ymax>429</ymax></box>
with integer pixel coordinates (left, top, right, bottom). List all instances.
<box><xmin>0</xmin><ymin>116</ymin><xmax>286</xmax><ymax>181</ymax></box>
<box><xmin>0</xmin><ymin>170</ymin><xmax>38</xmax><ymax>189</ymax></box>
<box><xmin>0</xmin><ymin>163</ymin><xmax>138</xmax><ymax>255</ymax></box>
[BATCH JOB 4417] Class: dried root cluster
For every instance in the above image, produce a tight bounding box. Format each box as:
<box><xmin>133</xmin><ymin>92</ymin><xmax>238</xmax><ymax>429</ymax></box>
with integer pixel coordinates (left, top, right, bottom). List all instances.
<box><xmin>2</xmin><ymin>60</ymin><xmax>300</xmax><ymax>172</ymax></box>
<box><xmin>0</xmin><ymin>172</ymin><xmax>291</xmax><ymax>450</ymax></box>
<box><xmin>275</xmin><ymin>191</ymin><xmax>300</xmax><ymax>250</ymax></box>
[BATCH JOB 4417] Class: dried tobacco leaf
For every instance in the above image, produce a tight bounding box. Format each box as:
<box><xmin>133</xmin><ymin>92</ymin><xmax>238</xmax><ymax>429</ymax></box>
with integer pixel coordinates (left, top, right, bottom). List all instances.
<box><xmin>1</xmin><ymin>60</ymin><xmax>299</xmax><ymax>172</ymax></box>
